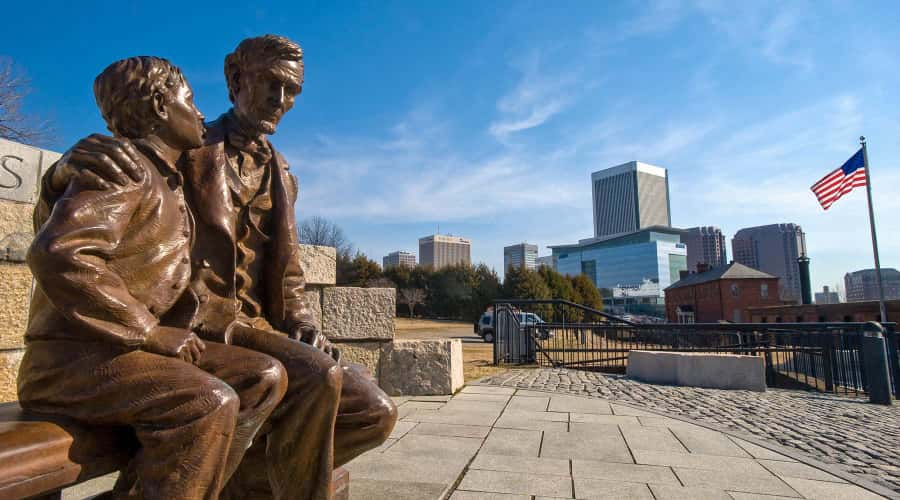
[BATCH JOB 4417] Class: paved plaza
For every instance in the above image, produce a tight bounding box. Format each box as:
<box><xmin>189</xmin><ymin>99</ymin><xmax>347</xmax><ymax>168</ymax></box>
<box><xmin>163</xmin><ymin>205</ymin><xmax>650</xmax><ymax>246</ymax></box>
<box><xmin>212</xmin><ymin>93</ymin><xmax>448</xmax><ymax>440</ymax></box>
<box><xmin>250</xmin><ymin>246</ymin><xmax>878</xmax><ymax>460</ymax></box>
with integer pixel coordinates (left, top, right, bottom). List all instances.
<box><xmin>346</xmin><ymin>384</ymin><xmax>892</xmax><ymax>499</ymax></box>
<box><xmin>479</xmin><ymin>368</ymin><xmax>900</xmax><ymax>497</ymax></box>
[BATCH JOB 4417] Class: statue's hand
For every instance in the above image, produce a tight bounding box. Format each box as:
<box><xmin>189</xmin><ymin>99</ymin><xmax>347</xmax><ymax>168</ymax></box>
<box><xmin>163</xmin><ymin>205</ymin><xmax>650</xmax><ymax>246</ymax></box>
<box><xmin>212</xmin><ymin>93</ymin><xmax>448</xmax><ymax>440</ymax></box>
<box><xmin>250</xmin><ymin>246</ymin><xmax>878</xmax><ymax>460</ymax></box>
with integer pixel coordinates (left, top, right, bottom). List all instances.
<box><xmin>144</xmin><ymin>326</ymin><xmax>206</xmax><ymax>364</ymax></box>
<box><xmin>292</xmin><ymin>324</ymin><xmax>341</xmax><ymax>362</ymax></box>
<box><xmin>50</xmin><ymin>134</ymin><xmax>145</xmax><ymax>192</ymax></box>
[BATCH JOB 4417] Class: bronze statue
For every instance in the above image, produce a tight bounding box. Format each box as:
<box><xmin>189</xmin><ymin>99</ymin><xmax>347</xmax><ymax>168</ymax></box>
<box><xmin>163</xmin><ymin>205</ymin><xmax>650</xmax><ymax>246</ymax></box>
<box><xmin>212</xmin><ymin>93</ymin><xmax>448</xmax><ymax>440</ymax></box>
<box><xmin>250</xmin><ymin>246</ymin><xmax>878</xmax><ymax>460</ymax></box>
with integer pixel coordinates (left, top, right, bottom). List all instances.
<box><xmin>19</xmin><ymin>56</ymin><xmax>289</xmax><ymax>499</ymax></box>
<box><xmin>48</xmin><ymin>36</ymin><xmax>397</xmax><ymax>499</ymax></box>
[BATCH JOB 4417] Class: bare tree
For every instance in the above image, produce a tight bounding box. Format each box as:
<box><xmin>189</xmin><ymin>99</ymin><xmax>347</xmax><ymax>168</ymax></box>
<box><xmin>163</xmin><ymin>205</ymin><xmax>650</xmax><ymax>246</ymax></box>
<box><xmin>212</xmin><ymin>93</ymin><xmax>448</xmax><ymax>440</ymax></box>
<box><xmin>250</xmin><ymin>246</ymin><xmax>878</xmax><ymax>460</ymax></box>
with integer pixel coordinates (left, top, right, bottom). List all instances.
<box><xmin>298</xmin><ymin>216</ymin><xmax>352</xmax><ymax>257</ymax></box>
<box><xmin>0</xmin><ymin>58</ymin><xmax>51</xmax><ymax>145</ymax></box>
<box><xmin>398</xmin><ymin>288</ymin><xmax>426</xmax><ymax>318</ymax></box>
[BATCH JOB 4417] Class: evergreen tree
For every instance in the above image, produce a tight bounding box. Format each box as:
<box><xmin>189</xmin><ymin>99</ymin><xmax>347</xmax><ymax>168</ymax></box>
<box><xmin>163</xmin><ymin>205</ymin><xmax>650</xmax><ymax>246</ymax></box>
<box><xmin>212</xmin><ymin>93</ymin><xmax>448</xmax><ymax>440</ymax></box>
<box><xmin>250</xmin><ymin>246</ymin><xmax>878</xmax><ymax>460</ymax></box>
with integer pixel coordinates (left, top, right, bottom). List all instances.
<box><xmin>569</xmin><ymin>273</ymin><xmax>603</xmax><ymax>311</ymax></box>
<box><xmin>538</xmin><ymin>266</ymin><xmax>578</xmax><ymax>302</ymax></box>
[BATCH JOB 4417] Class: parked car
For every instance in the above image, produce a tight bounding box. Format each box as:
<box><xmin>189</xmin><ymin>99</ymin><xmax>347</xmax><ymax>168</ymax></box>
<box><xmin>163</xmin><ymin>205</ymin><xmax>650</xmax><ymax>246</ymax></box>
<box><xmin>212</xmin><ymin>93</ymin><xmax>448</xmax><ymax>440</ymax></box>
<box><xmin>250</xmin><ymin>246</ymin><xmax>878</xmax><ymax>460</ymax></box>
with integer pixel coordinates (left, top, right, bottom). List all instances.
<box><xmin>474</xmin><ymin>311</ymin><xmax>551</xmax><ymax>343</ymax></box>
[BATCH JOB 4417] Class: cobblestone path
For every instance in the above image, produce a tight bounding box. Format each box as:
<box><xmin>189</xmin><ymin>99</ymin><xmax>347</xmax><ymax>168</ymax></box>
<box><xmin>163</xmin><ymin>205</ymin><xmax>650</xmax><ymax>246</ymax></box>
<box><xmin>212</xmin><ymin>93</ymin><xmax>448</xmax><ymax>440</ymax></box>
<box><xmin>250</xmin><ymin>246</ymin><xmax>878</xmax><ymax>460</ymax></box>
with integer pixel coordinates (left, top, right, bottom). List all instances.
<box><xmin>479</xmin><ymin>368</ymin><xmax>900</xmax><ymax>495</ymax></box>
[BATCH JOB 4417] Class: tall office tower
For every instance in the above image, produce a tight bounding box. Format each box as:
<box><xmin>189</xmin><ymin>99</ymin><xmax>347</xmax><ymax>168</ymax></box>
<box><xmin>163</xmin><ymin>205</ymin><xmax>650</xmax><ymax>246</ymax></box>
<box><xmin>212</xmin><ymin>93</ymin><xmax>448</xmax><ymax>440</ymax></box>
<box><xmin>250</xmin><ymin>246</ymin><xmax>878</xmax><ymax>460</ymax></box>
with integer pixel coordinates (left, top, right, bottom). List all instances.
<box><xmin>504</xmin><ymin>243</ymin><xmax>538</xmax><ymax>271</ymax></box>
<box><xmin>844</xmin><ymin>268</ymin><xmax>900</xmax><ymax>302</ymax></box>
<box><xmin>383</xmin><ymin>251</ymin><xmax>417</xmax><ymax>269</ymax></box>
<box><xmin>683</xmin><ymin>226</ymin><xmax>727</xmax><ymax>271</ymax></box>
<box><xmin>731</xmin><ymin>223</ymin><xmax>807</xmax><ymax>303</ymax></box>
<box><xmin>592</xmin><ymin>161</ymin><xmax>671</xmax><ymax>238</ymax></box>
<box><xmin>419</xmin><ymin>234</ymin><xmax>471</xmax><ymax>269</ymax></box>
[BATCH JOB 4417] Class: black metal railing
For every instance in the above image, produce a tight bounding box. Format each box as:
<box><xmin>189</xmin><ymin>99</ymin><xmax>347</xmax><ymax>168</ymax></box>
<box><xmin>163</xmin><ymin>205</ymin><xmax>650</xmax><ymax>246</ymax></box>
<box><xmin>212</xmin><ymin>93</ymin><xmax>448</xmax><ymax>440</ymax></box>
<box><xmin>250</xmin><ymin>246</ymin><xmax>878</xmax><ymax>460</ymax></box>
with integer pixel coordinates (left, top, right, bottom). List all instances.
<box><xmin>492</xmin><ymin>299</ymin><xmax>899</xmax><ymax>398</ymax></box>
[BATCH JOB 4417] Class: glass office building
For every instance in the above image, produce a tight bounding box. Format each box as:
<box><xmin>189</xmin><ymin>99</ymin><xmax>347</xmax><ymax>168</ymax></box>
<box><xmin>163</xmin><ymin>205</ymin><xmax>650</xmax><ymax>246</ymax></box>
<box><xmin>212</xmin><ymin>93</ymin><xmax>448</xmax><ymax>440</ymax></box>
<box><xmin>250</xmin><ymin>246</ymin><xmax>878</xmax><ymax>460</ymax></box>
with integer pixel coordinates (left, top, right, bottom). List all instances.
<box><xmin>551</xmin><ymin>227</ymin><xmax>687</xmax><ymax>317</ymax></box>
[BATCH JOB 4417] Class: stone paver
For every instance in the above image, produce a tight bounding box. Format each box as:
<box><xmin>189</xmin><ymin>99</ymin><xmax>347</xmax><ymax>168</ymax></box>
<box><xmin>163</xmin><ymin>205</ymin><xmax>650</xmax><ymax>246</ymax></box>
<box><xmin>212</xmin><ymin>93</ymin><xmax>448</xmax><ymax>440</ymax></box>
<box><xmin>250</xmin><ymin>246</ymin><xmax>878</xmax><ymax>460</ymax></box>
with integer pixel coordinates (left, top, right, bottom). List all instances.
<box><xmin>480</xmin><ymin>368</ymin><xmax>900</xmax><ymax>494</ymax></box>
<box><xmin>343</xmin><ymin>383</ymin><xmax>890</xmax><ymax>500</ymax></box>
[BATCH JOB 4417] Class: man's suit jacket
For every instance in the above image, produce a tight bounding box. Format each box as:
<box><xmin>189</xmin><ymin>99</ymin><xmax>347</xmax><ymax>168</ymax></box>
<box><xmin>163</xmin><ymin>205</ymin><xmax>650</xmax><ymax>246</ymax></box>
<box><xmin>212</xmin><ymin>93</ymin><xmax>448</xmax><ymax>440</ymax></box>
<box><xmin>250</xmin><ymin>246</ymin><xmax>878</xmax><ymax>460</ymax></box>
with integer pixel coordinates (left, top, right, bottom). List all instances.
<box><xmin>179</xmin><ymin>114</ymin><xmax>315</xmax><ymax>341</ymax></box>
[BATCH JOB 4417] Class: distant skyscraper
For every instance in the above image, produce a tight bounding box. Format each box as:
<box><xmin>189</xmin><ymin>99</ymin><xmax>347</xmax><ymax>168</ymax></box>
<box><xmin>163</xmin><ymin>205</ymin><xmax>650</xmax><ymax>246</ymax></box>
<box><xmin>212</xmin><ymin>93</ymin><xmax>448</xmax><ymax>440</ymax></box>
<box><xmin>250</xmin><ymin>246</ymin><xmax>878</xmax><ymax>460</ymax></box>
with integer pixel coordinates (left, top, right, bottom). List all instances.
<box><xmin>536</xmin><ymin>255</ymin><xmax>555</xmax><ymax>270</ymax></box>
<box><xmin>731</xmin><ymin>223</ymin><xmax>807</xmax><ymax>303</ymax></box>
<box><xmin>844</xmin><ymin>268</ymin><xmax>900</xmax><ymax>302</ymax></box>
<box><xmin>383</xmin><ymin>251</ymin><xmax>416</xmax><ymax>269</ymax></box>
<box><xmin>504</xmin><ymin>243</ymin><xmax>538</xmax><ymax>271</ymax></box>
<box><xmin>683</xmin><ymin>226</ymin><xmax>727</xmax><ymax>271</ymax></box>
<box><xmin>419</xmin><ymin>235</ymin><xmax>471</xmax><ymax>269</ymax></box>
<box><xmin>814</xmin><ymin>286</ymin><xmax>841</xmax><ymax>305</ymax></box>
<box><xmin>592</xmin><ymin>161</ymin><xmax>671</xmax><ymax>238</ymax></box>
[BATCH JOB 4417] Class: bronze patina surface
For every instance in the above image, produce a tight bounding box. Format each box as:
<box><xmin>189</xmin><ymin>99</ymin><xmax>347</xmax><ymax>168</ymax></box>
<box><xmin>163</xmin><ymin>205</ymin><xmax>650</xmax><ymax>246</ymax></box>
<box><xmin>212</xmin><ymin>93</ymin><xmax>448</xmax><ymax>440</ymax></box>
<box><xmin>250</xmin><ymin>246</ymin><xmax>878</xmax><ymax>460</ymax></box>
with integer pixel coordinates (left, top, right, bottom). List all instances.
<box><xmin>20</xmin><ymin>56</ymin><xmax>288</xmax><ymax>499</ymax></box>
<box><xmin>43</xmin><ymin>36</ymin><xmax>397</xmax><ymax>499</ymax></box>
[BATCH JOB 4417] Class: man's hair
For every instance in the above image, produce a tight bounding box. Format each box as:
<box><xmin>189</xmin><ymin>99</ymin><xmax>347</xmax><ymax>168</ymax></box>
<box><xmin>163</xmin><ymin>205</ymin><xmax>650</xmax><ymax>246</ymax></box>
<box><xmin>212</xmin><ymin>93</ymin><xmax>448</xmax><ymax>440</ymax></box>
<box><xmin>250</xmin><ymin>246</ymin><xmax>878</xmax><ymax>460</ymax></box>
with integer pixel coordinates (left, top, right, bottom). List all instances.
<box><xmin>224</xmin><ymin>35</ymin><xmax>304</xmax><ymax>103</ymax></box>
<box><xmin>93</xmin><ymin>56</ymin><xmax>186</xmax><ymax>139</ymax></box>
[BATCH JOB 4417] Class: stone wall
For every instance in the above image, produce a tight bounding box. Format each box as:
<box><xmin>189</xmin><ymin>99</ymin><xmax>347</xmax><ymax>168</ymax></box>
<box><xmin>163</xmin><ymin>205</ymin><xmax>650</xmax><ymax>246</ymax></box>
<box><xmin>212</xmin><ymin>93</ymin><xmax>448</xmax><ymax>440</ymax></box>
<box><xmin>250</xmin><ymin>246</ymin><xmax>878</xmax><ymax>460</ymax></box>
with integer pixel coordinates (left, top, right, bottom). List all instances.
<box><xmin>0</xmin><ymin>139</ymin><xmax>59</xmax><ymax>402</ymax></box>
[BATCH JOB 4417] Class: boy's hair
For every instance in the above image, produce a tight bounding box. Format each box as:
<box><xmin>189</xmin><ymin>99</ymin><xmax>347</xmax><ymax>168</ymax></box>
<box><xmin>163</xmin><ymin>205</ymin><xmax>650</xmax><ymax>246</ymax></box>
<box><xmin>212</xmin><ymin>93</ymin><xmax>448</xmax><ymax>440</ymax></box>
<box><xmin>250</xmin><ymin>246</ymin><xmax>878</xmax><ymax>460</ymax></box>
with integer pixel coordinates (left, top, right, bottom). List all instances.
<box><xmin>93</xmin><ymin>56</ymin><xmax>186</xmax><ymax>139</ymax></box>
<box><xmin>224</xmin><ymin>35</ymin><xmax>304</xmax><ymax>103</ymax></box>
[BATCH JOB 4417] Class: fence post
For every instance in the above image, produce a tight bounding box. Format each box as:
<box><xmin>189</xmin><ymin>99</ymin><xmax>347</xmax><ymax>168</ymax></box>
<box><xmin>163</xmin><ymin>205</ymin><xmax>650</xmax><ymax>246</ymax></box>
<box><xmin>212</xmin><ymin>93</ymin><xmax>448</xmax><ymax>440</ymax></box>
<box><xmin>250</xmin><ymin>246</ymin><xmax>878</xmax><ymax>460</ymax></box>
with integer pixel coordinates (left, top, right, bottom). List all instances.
<box><xmin>884</xmin><ymin>324</ymin><xmax>900</xmax><ymax>399</ymax></box>
<box><xmin>822</xmin><ymin>335</ymin><xmax>834</xmax><ymax>393</ymax></box>
<box><xmin>861</xmin><ymin>322</ymin><xmax>893</xmax><ymax>405</ymax></box>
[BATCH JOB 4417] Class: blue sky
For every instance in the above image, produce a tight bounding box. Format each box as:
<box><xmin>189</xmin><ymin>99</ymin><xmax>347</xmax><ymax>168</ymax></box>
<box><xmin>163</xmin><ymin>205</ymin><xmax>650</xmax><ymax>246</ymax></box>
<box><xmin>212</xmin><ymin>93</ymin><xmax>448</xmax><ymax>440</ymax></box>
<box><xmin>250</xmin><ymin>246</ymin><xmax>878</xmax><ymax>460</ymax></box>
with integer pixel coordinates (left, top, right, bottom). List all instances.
<box><xmin>4</xmin><ymin>0</ymin><xmax>900</xmax><ymax>295</ymax></box>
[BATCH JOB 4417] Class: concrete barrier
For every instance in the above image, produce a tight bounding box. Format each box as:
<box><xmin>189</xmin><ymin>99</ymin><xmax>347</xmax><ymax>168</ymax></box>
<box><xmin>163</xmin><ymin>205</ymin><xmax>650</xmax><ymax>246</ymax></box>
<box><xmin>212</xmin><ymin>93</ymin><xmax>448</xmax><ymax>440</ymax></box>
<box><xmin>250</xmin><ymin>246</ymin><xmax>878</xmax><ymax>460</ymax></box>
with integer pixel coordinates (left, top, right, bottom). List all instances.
<box><xmin>627</xmin><ymin>350</ymin><xmax>766</xmax><ymax>392</ymax></box>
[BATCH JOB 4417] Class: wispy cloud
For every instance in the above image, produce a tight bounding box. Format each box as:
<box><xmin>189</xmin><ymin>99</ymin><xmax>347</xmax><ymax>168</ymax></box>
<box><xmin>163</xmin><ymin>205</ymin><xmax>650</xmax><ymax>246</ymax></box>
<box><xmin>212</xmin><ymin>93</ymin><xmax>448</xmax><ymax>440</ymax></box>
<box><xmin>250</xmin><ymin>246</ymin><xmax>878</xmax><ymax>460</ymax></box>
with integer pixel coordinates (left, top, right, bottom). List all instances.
<box><xmin>488</xmin><ymin>51</ymin><xmax>583</xmax><ymax>140</ymax></box>
<box><xmin>288</xmin><ymin>108</ymin><xmax>583</xmax><ymax>224</ymax></box>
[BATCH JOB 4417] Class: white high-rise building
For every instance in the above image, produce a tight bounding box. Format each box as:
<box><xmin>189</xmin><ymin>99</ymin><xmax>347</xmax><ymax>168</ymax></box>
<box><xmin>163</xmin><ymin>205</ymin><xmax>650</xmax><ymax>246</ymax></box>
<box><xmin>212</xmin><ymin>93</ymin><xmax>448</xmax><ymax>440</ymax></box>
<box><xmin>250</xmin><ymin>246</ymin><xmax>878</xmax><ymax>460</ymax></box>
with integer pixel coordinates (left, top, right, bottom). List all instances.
<box><xmin>504</xmin><ymin>243</ymin><xmax>538</xmax><ymax>271</ymax></box>
<box><xmin>592</xmin><ymin>161</ymin><xmax>671</xmax><ymax>238</ymax></box>
<box><xmin>383</xmin><ymin>251</ymin><xmax>416</xmax><ymax>269</ymax></box>
<box><xmin>419</xmin><ymin>234</ymin><xmax>471</xmax><ymax>269</ymax></box>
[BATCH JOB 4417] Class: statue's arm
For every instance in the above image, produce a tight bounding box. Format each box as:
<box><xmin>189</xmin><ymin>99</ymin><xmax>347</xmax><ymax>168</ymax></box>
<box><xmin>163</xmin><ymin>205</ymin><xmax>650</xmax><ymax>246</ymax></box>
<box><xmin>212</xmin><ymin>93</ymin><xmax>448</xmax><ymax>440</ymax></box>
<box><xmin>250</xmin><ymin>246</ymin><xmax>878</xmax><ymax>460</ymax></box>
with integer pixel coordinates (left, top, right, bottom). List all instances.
<box><xmin>28</xmin><ymin>170</ymin><xmax>159</xmax><ymax>347</ymax></box>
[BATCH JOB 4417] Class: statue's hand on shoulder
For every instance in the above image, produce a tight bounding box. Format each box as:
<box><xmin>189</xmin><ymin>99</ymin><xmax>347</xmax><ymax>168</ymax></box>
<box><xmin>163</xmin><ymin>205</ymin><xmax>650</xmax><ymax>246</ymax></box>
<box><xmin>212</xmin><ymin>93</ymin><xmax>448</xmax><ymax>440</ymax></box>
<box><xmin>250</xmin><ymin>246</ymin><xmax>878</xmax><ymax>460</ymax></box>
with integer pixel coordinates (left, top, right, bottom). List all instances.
<box><xmin>292</xmin><ymin>324</ymin><xmax>341</xmax><ymax>362</ymax></box>
<box><xmin>144</xmin><ymin>326</ymin><xmax>207</xmax><ymax>365</ymax></box>
<box><xmin>50</xmin><ymin>134</ymin><xmax>145</xmax><ymax>192</ymax></box>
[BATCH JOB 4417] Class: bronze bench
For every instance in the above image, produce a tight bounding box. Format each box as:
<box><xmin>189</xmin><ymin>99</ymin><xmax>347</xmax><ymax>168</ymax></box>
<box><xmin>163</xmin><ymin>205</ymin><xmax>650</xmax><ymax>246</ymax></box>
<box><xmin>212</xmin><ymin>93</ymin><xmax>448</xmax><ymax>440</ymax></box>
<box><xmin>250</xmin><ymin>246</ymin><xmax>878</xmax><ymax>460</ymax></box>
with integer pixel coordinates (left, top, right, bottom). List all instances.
<box><xmin>0</xmin><ymin>402</ymin><xmax>349</xmax><ymax>499</ymax></box>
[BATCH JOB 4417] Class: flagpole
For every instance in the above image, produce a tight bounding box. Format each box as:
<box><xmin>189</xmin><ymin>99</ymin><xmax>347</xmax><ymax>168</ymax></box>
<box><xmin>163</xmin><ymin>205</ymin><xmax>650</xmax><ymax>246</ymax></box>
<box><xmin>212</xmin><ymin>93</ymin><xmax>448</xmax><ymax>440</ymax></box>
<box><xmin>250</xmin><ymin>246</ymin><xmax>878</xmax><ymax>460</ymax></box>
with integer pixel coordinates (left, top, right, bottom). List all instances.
<box><xmin>860</xmin><ymin>136</ymin><xmax>888</xmax><ymax>323</ymax></box>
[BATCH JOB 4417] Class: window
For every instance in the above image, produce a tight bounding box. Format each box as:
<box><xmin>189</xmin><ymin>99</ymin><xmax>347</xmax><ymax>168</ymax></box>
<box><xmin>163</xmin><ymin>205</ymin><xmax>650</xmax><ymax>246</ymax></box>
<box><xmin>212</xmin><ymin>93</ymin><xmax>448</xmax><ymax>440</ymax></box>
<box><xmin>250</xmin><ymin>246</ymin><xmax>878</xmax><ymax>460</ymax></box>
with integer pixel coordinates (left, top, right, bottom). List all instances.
<box><xmin>481</xmin><ymin>316</ymin><xmax>491</xmax><ymax>325</ymax></box>
<box><xmin>760</xmin><ymin>317</ymin><xmax>768</xmax><ymax>323</ymax></box>
<box><xmin>795</xmin><ymin>315</ymin><xmax>803</xmax><ymax>323</ymax></box>
<box><xmin>760</xmin><ymin>283</ymin><xmax>769</xmax><ymax>298</ymax></box>
<box><xmin>733</xmin><ymin>309</ymin><xmax>742</xmax><ymax>322</ymax></box>
<box><xmin>731</xmin><ymin>283</ymin><xmax>739</xmax><ymax>297</ymax></box>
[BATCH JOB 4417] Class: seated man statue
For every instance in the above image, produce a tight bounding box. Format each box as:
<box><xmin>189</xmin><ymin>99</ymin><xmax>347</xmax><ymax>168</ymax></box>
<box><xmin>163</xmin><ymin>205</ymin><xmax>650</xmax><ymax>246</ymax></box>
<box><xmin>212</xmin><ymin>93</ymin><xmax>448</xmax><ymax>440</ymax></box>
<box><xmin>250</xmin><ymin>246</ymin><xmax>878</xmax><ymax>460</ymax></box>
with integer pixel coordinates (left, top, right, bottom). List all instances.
<box><xmin>20</xmin><ymin>56</ymin><xmax>289</xmax><ymax>499</ymax></box>
<box><xmin>49</xmin><ymin>36</ymin><xmax>397</xmax><ymax>500</ymax></box>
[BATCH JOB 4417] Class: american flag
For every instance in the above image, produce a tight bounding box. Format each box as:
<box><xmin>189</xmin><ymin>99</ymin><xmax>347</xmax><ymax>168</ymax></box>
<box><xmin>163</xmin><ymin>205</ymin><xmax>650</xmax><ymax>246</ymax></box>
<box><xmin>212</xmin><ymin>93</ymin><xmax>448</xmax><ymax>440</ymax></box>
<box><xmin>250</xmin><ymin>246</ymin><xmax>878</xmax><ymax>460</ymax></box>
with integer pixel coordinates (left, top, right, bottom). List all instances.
<box><xmin>810</xmin><ymin>148</ymin><xmax>867</xmax><ymax>210</ymax></box>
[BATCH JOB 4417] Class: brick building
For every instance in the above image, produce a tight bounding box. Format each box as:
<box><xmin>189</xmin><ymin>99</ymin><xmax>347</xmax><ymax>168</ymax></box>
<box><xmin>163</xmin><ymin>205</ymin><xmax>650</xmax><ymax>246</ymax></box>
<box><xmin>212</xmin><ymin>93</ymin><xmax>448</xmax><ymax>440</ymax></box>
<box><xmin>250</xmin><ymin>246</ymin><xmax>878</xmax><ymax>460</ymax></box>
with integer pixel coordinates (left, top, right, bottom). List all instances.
<box><xmin>665</xmin><ymin>262</ymin><xmax>781</xmax><ymax>323</ymax></box>
<box><xmin>748</xmin><ymin>299</ymin><xmax>900</xmax><ymax>324</ymax></box>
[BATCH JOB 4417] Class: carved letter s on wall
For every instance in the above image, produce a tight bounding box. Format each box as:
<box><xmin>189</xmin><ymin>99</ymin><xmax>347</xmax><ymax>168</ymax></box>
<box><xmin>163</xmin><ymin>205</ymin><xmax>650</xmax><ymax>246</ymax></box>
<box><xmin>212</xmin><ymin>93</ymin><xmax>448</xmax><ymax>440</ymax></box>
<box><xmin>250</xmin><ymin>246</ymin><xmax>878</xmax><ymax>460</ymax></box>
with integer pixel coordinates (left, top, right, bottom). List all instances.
<box><xmin>0</xmin><ymin>156</ymin><xmax>24</xmax><ymax>190</ymax></box>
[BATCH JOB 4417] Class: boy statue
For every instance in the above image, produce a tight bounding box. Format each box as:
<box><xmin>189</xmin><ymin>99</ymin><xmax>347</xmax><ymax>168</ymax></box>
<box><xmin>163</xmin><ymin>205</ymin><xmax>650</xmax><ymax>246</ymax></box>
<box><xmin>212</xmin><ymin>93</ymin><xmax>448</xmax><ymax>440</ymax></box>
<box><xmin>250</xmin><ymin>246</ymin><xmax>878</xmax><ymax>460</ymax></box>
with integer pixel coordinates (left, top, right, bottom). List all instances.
<box><xmin>19</xmin><ymin>56</ymin><xmax>289</xmax><ymax>499</ymax></box>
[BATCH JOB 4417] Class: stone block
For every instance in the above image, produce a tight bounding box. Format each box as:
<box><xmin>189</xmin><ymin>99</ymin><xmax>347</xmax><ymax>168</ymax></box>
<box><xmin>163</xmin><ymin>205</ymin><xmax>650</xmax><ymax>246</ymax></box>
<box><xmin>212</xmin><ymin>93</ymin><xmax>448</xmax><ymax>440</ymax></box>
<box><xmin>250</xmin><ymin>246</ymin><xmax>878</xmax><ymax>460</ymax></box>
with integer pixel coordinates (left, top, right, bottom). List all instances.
<box><xmin>0</xmin><ymin>348</ymin><xmax>23</xmax><ymax>403</ymax></box>
<box><xmin>303</xmin><ymin>289</ymin><xmax>321</xmax><ymax>332</ymax></box>
<box><xmin>322</xmin><ymin>287</ymin><xmax>394</xmax><ymax>341</ymax></box>
<box><xmin>297</xmin><ymin>244</ymin><xmax>336</xmax><ymax>286</ymax></box>
<box><xmin>627</xmin><ymin>350</ymin><xmax>766</xmax><ymax>392</ymax></box>
<box><xmin>335</xmin><ymin>341</ymin><xmax>385</xmax><ymax>380</ymax></box>
<box><xmin>379</xmin><ymin>339</ymin><xmax>463</xmax><ymax>396</ymax></box>
<box><xmin>0</xmin><ymin>200</ymin><xmax>35</xmax><ymax>243</ymax></box>
<box><xmin>0</xmin><ymin>138</ymin><xmax>60</xmax><ymax>204</ymax></box>
<box><xmin>0</xmin><ymin>263</ymin><xmax>32</xmax><ymax>349</ymax></box>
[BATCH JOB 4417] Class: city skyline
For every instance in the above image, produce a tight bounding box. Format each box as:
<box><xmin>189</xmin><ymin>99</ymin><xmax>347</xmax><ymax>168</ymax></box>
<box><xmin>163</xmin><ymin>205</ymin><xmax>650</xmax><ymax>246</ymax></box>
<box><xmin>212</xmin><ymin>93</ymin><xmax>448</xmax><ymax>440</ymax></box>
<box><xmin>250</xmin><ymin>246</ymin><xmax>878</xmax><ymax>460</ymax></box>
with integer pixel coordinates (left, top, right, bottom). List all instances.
<box><xmin>5</xmin><ymin>1</ymin><xmax>899</xmax><ymax>292</ymax></box>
